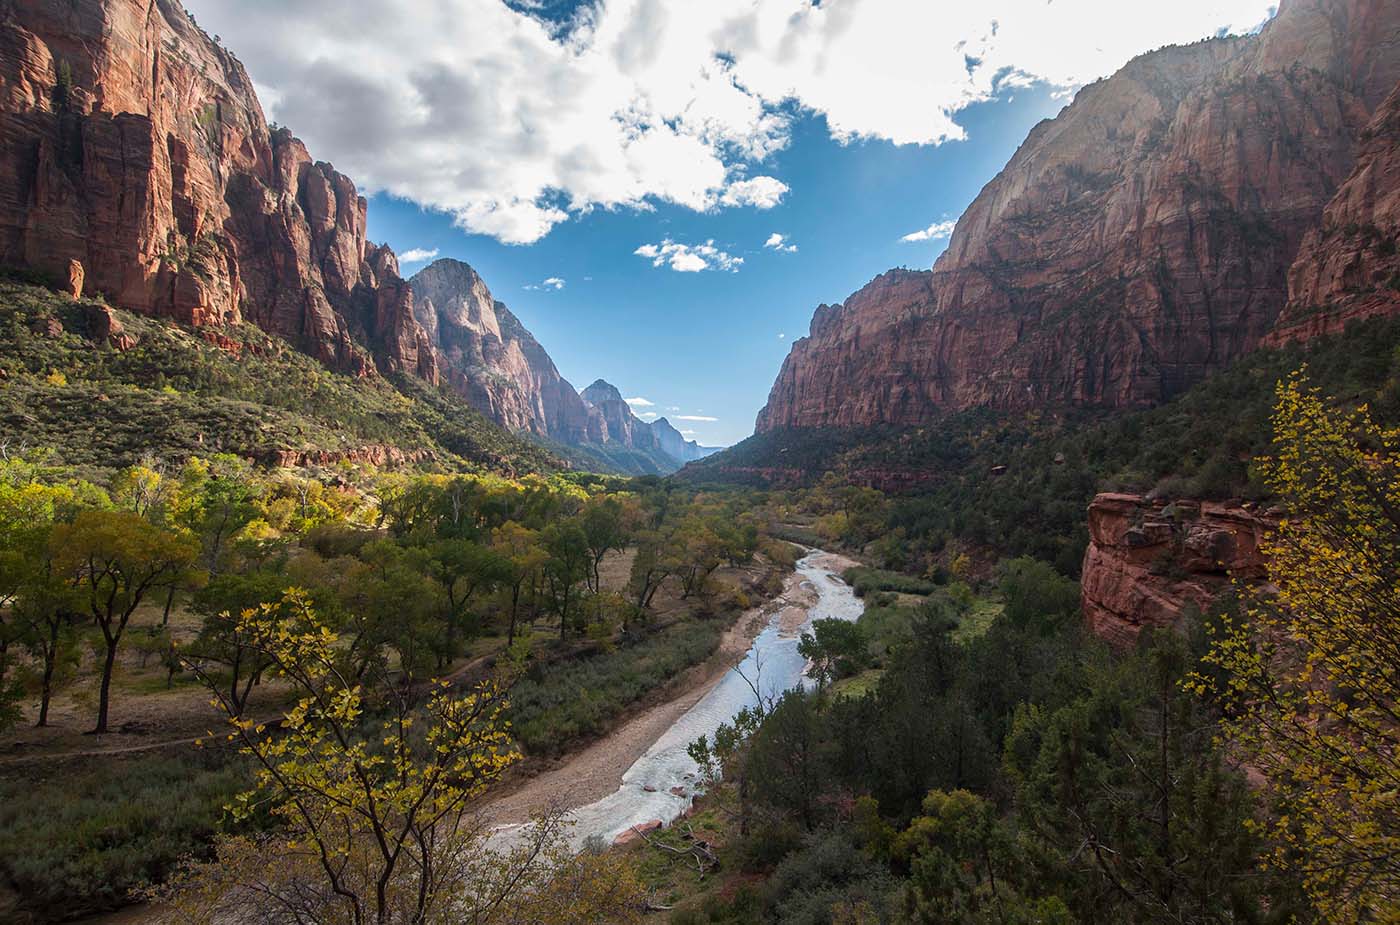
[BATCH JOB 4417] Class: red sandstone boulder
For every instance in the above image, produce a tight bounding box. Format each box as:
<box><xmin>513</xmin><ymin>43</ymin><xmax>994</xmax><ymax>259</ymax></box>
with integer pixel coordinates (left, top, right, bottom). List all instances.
<box><xmin>83</xmin><ymin>303</ymin><xmax>135</xmax><ymax>350</ymax></box>
<box><xmin>612</xmin><ymin>820</ymin><xmax>663</xmax><ymax>847</ymax></box>
<box><xmin>1080</xmin><ymin>493</ymin><xmax>1273</xmax><ymax>649</ymax></box>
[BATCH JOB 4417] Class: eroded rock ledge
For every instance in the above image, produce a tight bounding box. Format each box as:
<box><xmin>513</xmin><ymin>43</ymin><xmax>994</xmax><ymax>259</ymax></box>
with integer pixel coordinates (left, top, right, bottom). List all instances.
<box><xmin>1080</xmin><ymin>493</ymin><xmax>1274</xmax><ymax>649</ymax></box>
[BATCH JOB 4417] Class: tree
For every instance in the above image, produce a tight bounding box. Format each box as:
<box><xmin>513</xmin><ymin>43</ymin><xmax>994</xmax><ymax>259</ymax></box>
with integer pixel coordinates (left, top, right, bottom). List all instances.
<box><xmin>627</xmin><ymin>530</ymin><xmax>672</xmax><ymax>616</ymax></box>
<box><xmin>172</xmin><ymin>455</ymin><xmax>260</xmax><ymax>574</ymax></box>
<box><xmin>798</xmin><ymin>618</ymin><xmax>869</xmax><ymax>689</ymax></box>
<box><xmin>187</xmin><ymin>572</ymin><xmax>288</xmax><ymax>717</ymax></box>
<box><xmin>14</xmin><ymin>551</ymin><xmax>80</xmax><ymax>726</ymax></box>
<box><xmin>170</xmin><ymin>590</ymin><xmax>644</xmax><ymax>925</ymax></box>
<box><xmin>52</xmin><ymin>511</ymin><xmax>200</xmax><ymax>733</ymax></box>
<box><xmin>541</xmin><ymin>521</ymin><xmax>589</xmax><ymax>639</ymax></box>
<box><xmin>491</xmin><ymin>522</ymin><xmax>545</xmax><ymax>646</ymax></box>
<box><xmin>1196</xmin><ymin>375</ymin><xmax>1400</xmax><ymax>920</ymax></box>
<box><xmin>997</xmin><ymin>557</ymin><xmax>1079</xmax><ymax>634</ymax></box>
<box><xmin>425</xmin><ymin>538</ymin><xmax>506</xmax><ymax>668</ymax></box>
<box><xmin>579</xmin><ymin>496</ymin><xmax>628</xmax><ymax>594</ymax></box>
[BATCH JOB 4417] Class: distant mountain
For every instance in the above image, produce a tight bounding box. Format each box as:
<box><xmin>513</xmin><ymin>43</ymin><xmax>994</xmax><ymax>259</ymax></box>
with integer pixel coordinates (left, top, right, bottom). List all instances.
<box><xmin>406</xmin><ymin>259</ymin><xmax>715</xmax><ymax>474</ymax></box>
<box><xmin>756</xmin><ymin>0</ymin><xmax>1400</xmax><ymax>433</ymax></box>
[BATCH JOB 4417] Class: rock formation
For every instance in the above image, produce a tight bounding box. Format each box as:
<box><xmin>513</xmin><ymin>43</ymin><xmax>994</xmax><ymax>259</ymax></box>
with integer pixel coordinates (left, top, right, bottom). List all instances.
<box><xmin>1269</xmin><ymin>81</ymin><xmax>1400</xmax><ymax>342</ymax></box>
<box><xmin>1080</xmin><ymin>493</ymin><xmax>1273</xmax><ymax>648</ymax></box>
<box><xmin>758</xmin><ymin>0</ymin><xmax>1400</xmax><ymax>432</ymax></box>
<box><xmin>409</xmin><ymin>258</ymin><xmax>597</xmax><ymax>442</ymax></box>
<box><xmin>0</xmin><ymin>0</ymin><xmax>436</xmax><ymax>380</ymax></box>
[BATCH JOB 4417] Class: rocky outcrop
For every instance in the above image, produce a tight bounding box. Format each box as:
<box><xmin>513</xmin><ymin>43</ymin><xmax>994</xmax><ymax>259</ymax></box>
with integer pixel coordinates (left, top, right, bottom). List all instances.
<box><xmin>0</xmin><ymin>0</ymin><xmax>436</xmax><ymax>381</ymax></box>
<box><xmin>409</xmin><ymin>258</ymin><xmax>598</xmax><ymax>442</ymax></box>
<box><xmin>758</xmin><ymin>0</ymin><xmax>1400</xmax><ymax>433</ymax></box>
<box><xmin>1268</xmin><ymin>81</ymin><xmax>1400</xmax><ymax>343</ymax></box>
<box><xmin>1080</xmin><ymin>493</ymin><xmax>1274</xmax><ymax>648</ymax></box>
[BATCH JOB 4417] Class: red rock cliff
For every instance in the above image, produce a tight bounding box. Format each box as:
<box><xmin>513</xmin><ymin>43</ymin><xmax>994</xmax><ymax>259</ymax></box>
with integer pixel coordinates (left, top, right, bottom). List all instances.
<box><xmin>0</xmin><ymin>0</ymin><xmax>436</xmax><ymax>380</ymax></box>
<box><xmin>757</xmin><ymin>0</ymin><xmax>1400</xmax><ymax>432</ymax></box>
<box><xmin>1268</xmin><ymin>81</ymin><xmax>1400</xmax><ymax>343</ymax></box>
<box><xmin>1080</xmin><ymin>493</ymin><xmax>1273</xmax><ymax>648</ymax></box>
<box><xmin>409</xmin><ymin>258</ymin><xmax>601</xmax><ymax>443</ymax></box>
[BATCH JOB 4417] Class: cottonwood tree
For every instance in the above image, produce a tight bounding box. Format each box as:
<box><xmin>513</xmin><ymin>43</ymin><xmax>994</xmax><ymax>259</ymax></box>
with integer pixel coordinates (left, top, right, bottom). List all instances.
<box><xmin>1197</xmin><ymin>375</ymin><xmax>1400</xmax><ymax>920</ymax></box>
<box><xmin>52</xmin><ymin>510</ymin><xmax>200</xmax><ymax>732</ymax></box>
<box><xmin>171</xmin><ymin>590</ymin><xmax>644</xmax><ymax>925</ymax></box>
<box><xmin>491</xmin><ymin>521</ymin><xmax>545</xmax><ymax>646</ymax></box>
<box><xmin>425</xmin><ymin>538</ymin><xmax>506</xmax><ymax>669</ymax></box>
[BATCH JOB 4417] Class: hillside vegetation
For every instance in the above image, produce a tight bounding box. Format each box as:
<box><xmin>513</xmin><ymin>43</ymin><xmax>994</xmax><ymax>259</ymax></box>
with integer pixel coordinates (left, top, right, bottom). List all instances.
<box><xmin>0</xmin><ymin>279</ymin><xmax>560</xmax><ymax>480</ymax></box>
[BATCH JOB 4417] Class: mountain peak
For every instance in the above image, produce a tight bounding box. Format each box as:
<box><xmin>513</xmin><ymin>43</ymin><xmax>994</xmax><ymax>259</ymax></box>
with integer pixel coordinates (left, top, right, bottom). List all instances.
<box><xmin>581</xmin><ymin>379</ymin><xmax>625</xmax><ymax>404</ymax></box>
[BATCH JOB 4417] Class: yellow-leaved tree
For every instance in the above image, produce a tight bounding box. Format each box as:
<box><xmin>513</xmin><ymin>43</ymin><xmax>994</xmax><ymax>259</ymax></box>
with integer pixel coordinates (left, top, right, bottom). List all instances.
<box><xmin>1196</xmin><ymin>373</ymin><xmax>1400</xmax><ymax>921</ymax></box>
<box><xmin>164</xmin><ymin>589</ymin><xmax>643</xmax><ymax>925</ymax></box>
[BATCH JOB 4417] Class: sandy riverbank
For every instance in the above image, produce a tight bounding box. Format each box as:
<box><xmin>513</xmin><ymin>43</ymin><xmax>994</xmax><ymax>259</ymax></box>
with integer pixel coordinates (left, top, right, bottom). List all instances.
<box><xmin>479</xmin><ymin>550</ymin><xmax>859</xmax><ymax>827</ymax></box>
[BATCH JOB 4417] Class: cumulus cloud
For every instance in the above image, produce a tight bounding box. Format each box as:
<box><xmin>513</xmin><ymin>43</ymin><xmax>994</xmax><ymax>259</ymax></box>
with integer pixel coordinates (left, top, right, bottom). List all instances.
<box><xmin>675</xmin><ymin>414</ymin><xmax>719</xmax><ymax>422</ymax></box>
<box><xmin>635</xmin><ymin>239</ymin><xmax>743</xmax><ymax>273</ymax></box>
<box><xmin>764</xmin><ymin>233</ymin><xmax>798</xmax><ymax>253</ymax></box>
<box><xmin>523</xmin><ymin>276</ymin><xmax>566</xmax><ymax>290</ymax></box>
<box><xmin>638</xmin><ymin>411</ymin><xmax>659</xmax><ymax>419</ymax></box>
<box><xmin>625</xmin><ymin>396</ymin><xmax>655</xmax><ymax>407</ymax></box>
<box><xmin>399</xmin><ymin>247</ymin><xmax>440</xmax><ymax>263</ymax></box>
<box><xmin>720</xmin><ymin>176</ymin><xmax>789</xmax><ymax>209</ymax></box>
<box><xmin>901</xmin><ymin>220</ymin><xmax>958</xmax><ymax>243</ymax></box>
<box><xmin>185</xmin><ymin>0</ymin><xmax>1276</xmax><ymax>244</ymax></box>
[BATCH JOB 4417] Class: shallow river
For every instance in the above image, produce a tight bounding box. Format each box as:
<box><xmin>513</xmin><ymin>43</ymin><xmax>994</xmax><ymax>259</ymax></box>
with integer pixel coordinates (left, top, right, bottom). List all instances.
<box><xmin>546</xmin><ymin>550</ymin><xmax>864</xmax><ymax>848</ymax></box>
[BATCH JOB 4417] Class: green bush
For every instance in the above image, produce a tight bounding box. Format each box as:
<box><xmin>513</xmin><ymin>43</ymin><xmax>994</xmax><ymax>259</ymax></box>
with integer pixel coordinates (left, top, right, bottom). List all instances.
<box><xmin>508</xmin><ymin>619</ymin><xmax>724</xmax><ymax>755</ymax></box>
<box><xmin>842</xmin><ymin>566</ymin><xmax>937</xmax><ymax>597</ymax></box>
<box><xmin>0</xmin><ymin>752</ymin><xmax>252</xmax><ymax>921</ymax></box>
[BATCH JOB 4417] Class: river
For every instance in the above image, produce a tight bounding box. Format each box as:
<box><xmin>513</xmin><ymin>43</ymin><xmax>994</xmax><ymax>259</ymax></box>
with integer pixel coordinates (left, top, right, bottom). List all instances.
<box><xmin>514</xmin><ymin>549</ymin><xmax>865</xmax><ymax>849</ymax></box>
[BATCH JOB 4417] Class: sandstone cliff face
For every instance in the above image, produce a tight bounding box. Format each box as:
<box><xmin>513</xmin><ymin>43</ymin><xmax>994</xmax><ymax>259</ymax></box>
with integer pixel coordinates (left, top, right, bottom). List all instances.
<box><xmin>758</xmin><ymin>0</ymin><xmax>1400</xmax><ymax>432</ymax></box>
<box><xmin>0</xmin><ymin>0</ymin><xmax>436</xmax><ymax>379</ymax></box>
<box><xmin>1080</xmin><ymin>493</ymin><xmax>1273</xmax><ymax>648</ymax></box>
<box><xmin>408</xmin><ymin>258</ymin><xmax>599</xmax><ymax>442</ymax></box>
<box><xmin>1269</xmin><ymin>81</ymin><xmax>1400</xmax><ymax>342</ymax></box>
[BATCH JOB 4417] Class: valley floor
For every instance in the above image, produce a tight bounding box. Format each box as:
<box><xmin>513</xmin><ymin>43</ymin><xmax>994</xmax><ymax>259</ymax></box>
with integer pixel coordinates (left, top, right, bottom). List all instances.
<box><xmin>479</xmin><ymin>552</ymin><xmax>856</xmax><ymax>828</ymax></box>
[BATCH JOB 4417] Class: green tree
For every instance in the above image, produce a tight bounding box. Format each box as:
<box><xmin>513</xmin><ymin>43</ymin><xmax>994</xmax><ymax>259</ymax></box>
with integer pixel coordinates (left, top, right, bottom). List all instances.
<box><xmin>491</xmin><ymin>521</ymin><xmax>545</xmax><ymax>646</ymax></box>
<box><xmin>798</xmin><ymin>618</ymin><xmax>868</xmax><ymax>689</ymax></box>
<box><xmin>52</xmin><ymin>511</ymin><xmax>200</xmax><ymax>733</ymax></box>
<box><xmin>425</xmin><ymin>538</ymin><xmax>506</xmax><ymax>669</ymax></box>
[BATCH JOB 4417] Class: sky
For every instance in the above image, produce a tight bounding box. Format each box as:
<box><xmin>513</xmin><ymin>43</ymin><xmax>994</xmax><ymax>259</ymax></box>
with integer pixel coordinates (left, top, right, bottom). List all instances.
<box><xmin>183</xmin><ymin>0</ymin><xmax>1276</xmax><ymax>447</ymax></box>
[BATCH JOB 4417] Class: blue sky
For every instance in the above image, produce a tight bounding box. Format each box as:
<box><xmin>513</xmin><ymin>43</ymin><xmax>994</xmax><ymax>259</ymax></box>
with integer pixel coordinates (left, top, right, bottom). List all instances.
<box><xmin>367</xmin><ymin>89</ymin><xmax>1066</xmax><ymax>446</ymax></box>
<box><xmin>186</xmin><ymin>0</ymin><xmax>1277</xmax><ymax>447</ymax></box>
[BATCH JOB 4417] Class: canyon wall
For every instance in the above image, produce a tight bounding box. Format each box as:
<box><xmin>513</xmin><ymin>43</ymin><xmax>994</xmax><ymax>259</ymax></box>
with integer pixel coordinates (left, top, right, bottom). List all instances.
<box><xmin>1080</xmin><ymin>493</ymin><xmax>1273</xmax><ymax>648</ymax></box>
<box><xmin>0</xmin><ymin>2</ymin><xmax>697</xmax><ymax>471</ymax></box>
<box><xmin>758</xmin><ymin>0</ymin><xmax>1400</xmax><ymax>432</ymax></box>
<box><xmin>0</xmin><ymin>0</ymin><xmax>436</xmax><ymax>380</ymax></box>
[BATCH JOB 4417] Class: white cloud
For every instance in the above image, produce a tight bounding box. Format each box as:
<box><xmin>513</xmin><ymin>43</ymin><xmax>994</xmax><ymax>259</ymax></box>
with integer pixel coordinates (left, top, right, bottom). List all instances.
<box><xmin>764</xmin><ymin>233</ymin><xmax>798</xmax><ymax>254</ymax></box>
<box><xmin>399</xmin><ymin>247</ymin><xmax>439</xmax><ymax>263</ymax></box>
<box><xmin>667</xmin><ymin>406</ymin><xmax>681</xmax><ymax>411</ymax></box>
<box><xmin>523</xmin><ymin>276</ymin><xmax>566</xmax><ymax>290</ymax></box>
<box><xmin>634</xmin><ymin>239</ymin><xmax>743</xmax><ymax>273</ymax></box>
<box><xmin>675</xmin><ymin>414</ymin><xmax>719</xmax><ymax>422</ymax></box>
<box><xmin>680</xmin><ymin>429</ymin><xmax>698</xmax><ymax>436</ymax></box>
<box><xmin>720</xmin><ymin>176</ymin><xmax>789</xmax><ymax>209</ymax></box>
<box><xmin>184</xmin><ymin>0</ymin><xmax>1276</xmax><ymax>244</ymax></box>
<box><xmin>778</xmin><ymin>332</ymin><xmax>786</xmax><ymax>339</ymax></box>
<box><xmin>901</xmin><ymin>219</ymin><xmax>958</xmax><ymax>243</ymax></box>
<box><xmin>625</xmin><ymin>396</ymin><xmax>655</xmax><ymax>407</ymax></box>
<box><xmin>639</xmin><ymin>411</ymin><xmax>659</xmax><ymax>419</ymax></box>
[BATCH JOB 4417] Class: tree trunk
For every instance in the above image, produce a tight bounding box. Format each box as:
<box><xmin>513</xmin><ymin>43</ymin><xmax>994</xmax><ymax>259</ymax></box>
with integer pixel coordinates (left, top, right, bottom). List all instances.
<box><xmin>161</xmin><ymin>585</ymin><xmax>176</xmax><ymax>627</ymax></box>
<box><xmin>93</xmin><ymin>639</ymin><xmax>117</xmax><ymax>733</ymax></box>
<box><xmin>36</xmin><ymin>620</ymin><xmax>59</xmax><ymax>727</ymax></box>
